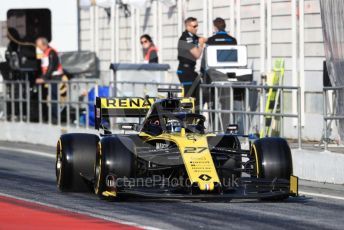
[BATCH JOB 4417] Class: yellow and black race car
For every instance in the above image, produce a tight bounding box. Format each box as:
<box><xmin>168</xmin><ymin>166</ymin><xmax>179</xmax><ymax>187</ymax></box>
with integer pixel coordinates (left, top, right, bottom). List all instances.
<box><xmin>56</xmin><ymin>89</ymin><xmax>298</xmax><ymax>200</ymax></box>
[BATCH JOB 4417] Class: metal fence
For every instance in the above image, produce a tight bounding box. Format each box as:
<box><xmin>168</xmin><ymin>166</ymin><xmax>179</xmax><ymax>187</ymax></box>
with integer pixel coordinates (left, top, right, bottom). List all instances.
<box><xmin>323</xmin><ymin>86</ymin><xmax>344</xmax><ymax>151</ymax></box>
<box><xmin>0</xmin><ymin>80</ymin><xmax>181</xmax><ymax>128</ymax></box>
<box><xmin>200</xmin><ymin>83</ymin><xmax>302</xmax><ymax>149</ymax></box>
<box><xmin>0</xmin><ymin>79</ymin><xmax>98</xmax><ymax>128</ymax></box>
<box><xmin>0</xmin><ymin>79</ymin><xmax>302</xmax><ymax>148</ymax></box>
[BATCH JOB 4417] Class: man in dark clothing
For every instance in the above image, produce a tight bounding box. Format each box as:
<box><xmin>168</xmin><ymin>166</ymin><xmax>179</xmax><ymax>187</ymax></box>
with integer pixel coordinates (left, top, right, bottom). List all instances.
<box><xmin>35</xmin><ymin>37</ymin><xmax>63</xmax><ymax>123</ymax></box>
<box><xmin>177</xmin><ymin>17</ymin><xmax>207</xmax><ymax>112</ymax></box>
<box><xmin>207</xmin><ymin>18</ymin><xmax>237</xmax><ymax>46</ymax></box>
<box><xmin>201</xmin><ymin>18</ymin><xmax>239</xmax><ymax>129</ymax></box>
<box><xmin>201</xmin><ymin>17</ymin><xmax>237</xmax><ymax>74</ymax></box>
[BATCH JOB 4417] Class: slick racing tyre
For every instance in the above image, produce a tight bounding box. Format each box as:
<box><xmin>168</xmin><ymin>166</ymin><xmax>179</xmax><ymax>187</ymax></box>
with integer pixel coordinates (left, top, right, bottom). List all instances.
<box><xmin>251</xmin><ymin>137</ymin><xmax>292</xmax><ymax>179</ymax></box>
<box><xmin>94</xmin><ymin>135</ymin><xmax>136</xmax><ymax>198</ymax></box>
<box><xmin>251</xmin><ymin>137</ymin><xmax>292</xmax><ymax>201</ymax></box>
<box><xmin>56</xmin><ymin>133</ymin><xmax>99</xmax><ymax>192</ymax></box>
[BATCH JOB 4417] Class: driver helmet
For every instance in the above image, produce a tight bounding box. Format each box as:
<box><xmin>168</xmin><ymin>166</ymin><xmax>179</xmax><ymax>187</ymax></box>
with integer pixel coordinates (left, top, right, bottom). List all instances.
<box><xmin>166</xmin><ymin>119</ymin><xmax>182</xmax><ymax>133</ymax></box>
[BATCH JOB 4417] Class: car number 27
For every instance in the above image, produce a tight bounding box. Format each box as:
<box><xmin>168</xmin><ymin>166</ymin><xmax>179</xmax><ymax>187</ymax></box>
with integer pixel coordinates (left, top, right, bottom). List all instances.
<box><xmin>184</xmin><ymin>147</ymin><xmax>207</xmax><ymax>154</ymax></box>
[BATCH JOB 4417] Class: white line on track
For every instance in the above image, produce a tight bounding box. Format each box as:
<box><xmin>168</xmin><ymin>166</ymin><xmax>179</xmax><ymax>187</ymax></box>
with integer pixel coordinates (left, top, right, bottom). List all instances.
<box><xmin>0</xmin><ymin>146</ymin><xmax>54</xmax><ymax>159</ymax></box>
<box><xmin>299</xmin><ymin>191</ymin><xmax>344</xmax><ymax>201</ymax></box>
<box><xmin>0</xmin><ymin>192</ymin><xmax>161</xmax><ymax>230</ymax></box>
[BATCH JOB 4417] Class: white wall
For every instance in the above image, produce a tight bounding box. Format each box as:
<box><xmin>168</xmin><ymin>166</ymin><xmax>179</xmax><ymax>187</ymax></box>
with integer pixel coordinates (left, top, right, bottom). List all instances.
<box><xmin>79</xmin><ymin>0</ymin><xmax>326</xmax><ymax>141</ymax></box>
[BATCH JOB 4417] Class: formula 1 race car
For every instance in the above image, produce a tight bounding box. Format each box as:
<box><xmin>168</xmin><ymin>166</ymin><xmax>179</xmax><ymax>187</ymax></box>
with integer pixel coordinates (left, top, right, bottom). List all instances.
<box><xmin>56</xmin><ymin>89</ymin><xmax>298</xmax><ymax>200</ymax></box>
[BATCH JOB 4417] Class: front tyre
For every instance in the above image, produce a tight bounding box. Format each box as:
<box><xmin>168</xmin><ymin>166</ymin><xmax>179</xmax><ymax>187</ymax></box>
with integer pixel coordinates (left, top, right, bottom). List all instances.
<box><xmin>251</xmin><ymin>137</ymin><xmax>292</xmax><ymax>201</ymax></box>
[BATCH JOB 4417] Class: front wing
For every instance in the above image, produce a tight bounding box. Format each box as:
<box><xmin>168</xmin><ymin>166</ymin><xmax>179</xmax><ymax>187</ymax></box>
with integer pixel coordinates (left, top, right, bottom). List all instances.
<box><xmin>102</xmin><ymin>176</ymin><xmax>298</xmax><ymax>200</ymax></box>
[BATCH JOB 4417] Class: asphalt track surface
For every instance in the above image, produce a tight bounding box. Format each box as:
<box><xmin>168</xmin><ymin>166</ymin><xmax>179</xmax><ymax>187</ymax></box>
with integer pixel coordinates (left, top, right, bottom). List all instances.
<box><xmin>1</xmin><ymin>141</ymin><xmax>344</xmax><ymax>230</ymax></box>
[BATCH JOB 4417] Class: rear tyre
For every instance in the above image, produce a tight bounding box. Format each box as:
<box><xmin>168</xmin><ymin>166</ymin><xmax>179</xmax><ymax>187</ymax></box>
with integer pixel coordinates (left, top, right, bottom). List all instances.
<box><xmin>251</xmin><ymin>137</ymin><xmax>292</xmax><ymax>201</ymax></box>
<box><xmin>94</xmin><ymin>135</ymin><xmax>136</xmax><ymax>198</ymax></box>
<box><xmin>56</xmin><ymin>133</ymin><xmax>99</xmax><ymax>192</ymax></box>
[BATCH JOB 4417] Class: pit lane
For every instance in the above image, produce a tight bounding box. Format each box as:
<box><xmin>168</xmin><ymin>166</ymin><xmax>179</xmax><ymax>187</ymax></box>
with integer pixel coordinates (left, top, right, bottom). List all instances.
<box><xmin>0</xmin><ymin>141</ymin><xmax>344</xmax><ymax>230</ymax></box>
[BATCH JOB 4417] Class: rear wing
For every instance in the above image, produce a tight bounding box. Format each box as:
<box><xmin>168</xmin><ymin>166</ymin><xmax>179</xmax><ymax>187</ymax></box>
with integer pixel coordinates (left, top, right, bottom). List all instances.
<box><xmin>95</xmin><ymin>97</ymin><xmax>156</xmax><ymax>130</ymax></box>
<box><xmin>95</xmin><ymin>95</ymin><xmax>196</xmax><ymax>130</ymax></box>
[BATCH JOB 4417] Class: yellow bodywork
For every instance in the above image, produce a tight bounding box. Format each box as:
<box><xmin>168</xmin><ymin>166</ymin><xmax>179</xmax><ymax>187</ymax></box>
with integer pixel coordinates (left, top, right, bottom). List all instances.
<box><xmin>140</xmin><ymin>130</ymin><xmax>220</xmax><ymax>192</ymax></box>
<box><xmin>102</xmin><ymin>191</ymin><xmax>117</xmax><ymax>197</ymax></box>
<box><xmin>96</xmin><ymin>95</ymin><xmax>298</xmax><ymax>196</ymax></box>
<box><xmin>290</xmin><ymin>175</ymin><xmax>299</xmax><ymax>196</ymax></box>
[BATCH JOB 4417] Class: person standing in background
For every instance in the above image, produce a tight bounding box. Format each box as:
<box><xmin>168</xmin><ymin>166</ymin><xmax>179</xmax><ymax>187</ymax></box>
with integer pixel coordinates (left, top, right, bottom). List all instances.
<box><xmin>207</xmin><ymin>17</ymin><xmax>237</xmax><ymax>46</ymax></box>
<box><xmin>201</xmin><ymin>17</ymin><xmax>238</xmax><ymax>129</ymax></box>
<box><xmin>140</xmin><ymin>34</ymin><xmax>159</xmax><ymax>63</ymax></box>
<box><xmin>177</xmin><ymin>17</ymin><xmax>207</xmax><ymax>112</ymax></box>
<box><xmin>201</xmin><ymin>17</ymin><xmax>237</xmax><ymax>75</ymax></box>
<box><xmin>35</xmin><ymin>37</ymin><xmax>63</xmax><ymax>124</ymax></box>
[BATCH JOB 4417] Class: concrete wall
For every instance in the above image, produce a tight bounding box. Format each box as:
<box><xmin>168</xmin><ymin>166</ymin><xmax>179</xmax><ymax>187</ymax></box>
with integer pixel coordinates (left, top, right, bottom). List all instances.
<box><xmin>0</xmin><ymin>122</ymin><xmax>98</xmax><ymax>147</ymax></box>
<box><xmin>281</xmin><ymin>0</ymin><xmax>326</xmax><ymax>141</ymax></box>
<box><xmin>293</xmin><ymin>149</ymin><xmax>344</xmax><ymax>184</ymax></box>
